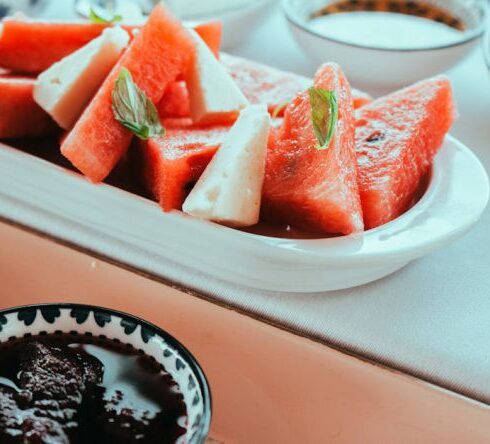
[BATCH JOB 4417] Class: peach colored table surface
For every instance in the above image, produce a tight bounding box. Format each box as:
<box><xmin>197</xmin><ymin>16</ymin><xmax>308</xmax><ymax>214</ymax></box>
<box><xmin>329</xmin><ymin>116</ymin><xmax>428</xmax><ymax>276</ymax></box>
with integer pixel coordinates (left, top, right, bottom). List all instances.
<box><xmin>3</xmin><ymin>0</ymin><xmax>490</xmax><ymax>408</ymax></box>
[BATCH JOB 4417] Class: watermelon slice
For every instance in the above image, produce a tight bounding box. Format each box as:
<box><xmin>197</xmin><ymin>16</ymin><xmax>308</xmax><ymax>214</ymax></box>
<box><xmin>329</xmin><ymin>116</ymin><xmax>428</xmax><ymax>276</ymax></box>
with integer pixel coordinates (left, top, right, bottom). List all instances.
<box><xmin>194</xmin><ymin>20</ymin><xmax>222</xmax><ymax>58</ymax></box>
<box><xmin>353</xmin><ymin>90</ymin><xmax>372</xmax><ymax>109</ymax></box>
<box><xmin>0</xmin><ymin>18</ymin><xmax>220</xmax><ymax>74</ymax></box>
<box><xmin>262</xmin><ymin>63</ymin><xmax>363</xmax><ymax>235</ymax></box>
<box><xmin>61</xmin><ymin>4</ymin><xmax>194</xmax><ymax>183</ymax></box>
<box><xmin>158</xmin><ymin>54</ymin><xmax>372</xmax><ymax>119</ymax></box>
<box><xmin>355</xmin><ymin>75</ymin><xmax>455</xmax><ymax>229</ymax></box>
<box><xmin>0</xmin><ymin>76</ymin><xmax>57</xmax><ymax>138</ymax></box>
<box><xmin>157</xmin><ymin>81</ymin><xmax>190</xmax><ymax>118</ymax></box>
<box><xmin>220</xmin><ymin>53</ymin><xmax>310</xmax><ymax>116</ymax></box>
<box><xmin>140</xmin><ymin>118</ymin><xmax>229</xmax><ymax>211</ymax></box>
<box><xmin>0</xmin><ymin>18</ymin><xmax>111</xmax><ymax>73</ymax></box>
<box><xmin>222</xmin><ymin>54</ymin><xmax>372</xmax><ymax>114</ymax></box>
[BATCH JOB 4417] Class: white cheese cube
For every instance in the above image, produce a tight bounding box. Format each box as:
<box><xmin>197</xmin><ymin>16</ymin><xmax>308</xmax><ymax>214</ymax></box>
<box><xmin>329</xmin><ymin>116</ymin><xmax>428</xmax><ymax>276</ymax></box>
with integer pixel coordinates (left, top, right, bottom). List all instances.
<box><xmin>183</xmin><ymin>104</ymin><xmax>270</xmax><ymax>227</ymax></box>
<box><xmin>34</xmin><ymin>26</ymin><xmax>129</xmax><ymax>130</ymax></box>
<box><xmin>184</xmin><ymin>29</ymin><xmax>249</xmax><ymax>124</ymax></box>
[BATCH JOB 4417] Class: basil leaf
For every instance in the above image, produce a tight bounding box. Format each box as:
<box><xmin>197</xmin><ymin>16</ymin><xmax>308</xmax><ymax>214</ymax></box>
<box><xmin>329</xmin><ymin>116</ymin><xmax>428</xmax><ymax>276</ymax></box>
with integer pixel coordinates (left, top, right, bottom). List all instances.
<box><xmin>89</xmin><ymin>7</ymin><xmax>123</xmax><ymax>24</ymax></box>
<box><xmin>308</xmin><ymin>87</ymin><xmax>338</xmax><ymax>150</ymax></box>
<box><xmin>112</xmin><ymin>68</ymin><xmax>165</xmax><ymax>140</ymax></box>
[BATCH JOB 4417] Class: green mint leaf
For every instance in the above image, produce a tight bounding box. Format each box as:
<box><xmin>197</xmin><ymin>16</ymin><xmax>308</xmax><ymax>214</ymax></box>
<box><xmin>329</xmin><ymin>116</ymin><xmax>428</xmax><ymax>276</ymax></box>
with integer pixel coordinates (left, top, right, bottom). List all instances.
<box><xmin>112</xmin><ymin>68</ymin><xmax>165</xmax><ymax>141</ymax></box>
<box><xmin>89</xmin><ymin>7</ymin><xmax>123</xmax><ymax>24</ymax></box>
<box><xmin>308</xmin><ymin>87</ymin><xmax>338</xmax><ymax>150</ymax></box>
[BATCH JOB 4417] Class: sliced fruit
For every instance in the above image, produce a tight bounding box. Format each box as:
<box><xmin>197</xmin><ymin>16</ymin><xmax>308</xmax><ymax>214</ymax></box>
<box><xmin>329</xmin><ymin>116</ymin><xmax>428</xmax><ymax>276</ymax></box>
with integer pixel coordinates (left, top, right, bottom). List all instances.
<box><xmin>157</xmin><ymin>81</ymin><xmax>190</xmax><ymax>118</ymax></box>
<box><xmin>184</xmin><ymin>30</ymin><xmax>248</xmax><ymax>125</ymax></box>
<box><xmin>193</xmin><ymin>20</ymin><xmax>222</xmax><ymax>58</ymax></box>
<box><xmin>355</xmin><ymin>75</ymin><xmax>455</xmax><ymax>229</ymax></box>
<box><xmin>262</xmin><ymin>63</ymin><xmax>363</xmax><ymax>235</ymax></box>
<box><xmin>0</xmin><ymin>18</ymin><xmax>111</xmax><ymax>73</ymax></box>
<box><xmin>222</xmin><ymin>54</ymin><xmax>372</xmax><ymax>113</ymax></box>
<box><xmin>159</xmin><ymin>54</ymin><xmax>372</xmax><ymax>119</ymax></box>
<box><xmin>353</xmin><ymin>89</ymin><xmax>372</xmax><ymax>109</ymax></box>
<box><xmin>61</xmin><ymin>4</ymin><xmax>194</xmax><ymax>183</ymax></box>
<box><xmin>0</xmin><ymin>76</ymin><xmax>57</xmax><ymax>138</ymax></box>
<box><xmin>183</xmin><ymin>104</ymin><xmax>270</xmax><ymax>227</ymax></box>
<box><xmin>0</xmin><ymin>17</ymin><xmax>220</xmax><ymax>74</ymax></box>
<box><xmin>221</xmin><ymin>53</ymin><xmax>310</xmax><ymax>116</ymax></box>
<box><xmin>140</xmin><ymin>118</ymin><xmax>230</xmax><ymax>211</ymax></box>
<box><xmin>34</xmin><ymin>26</ymin><xmax>130</xmax><ymax>130</ymax></box>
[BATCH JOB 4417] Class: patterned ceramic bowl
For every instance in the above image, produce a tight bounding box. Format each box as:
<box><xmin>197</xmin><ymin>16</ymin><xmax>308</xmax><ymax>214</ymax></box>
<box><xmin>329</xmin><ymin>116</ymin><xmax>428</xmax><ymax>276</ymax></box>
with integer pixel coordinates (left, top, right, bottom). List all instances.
<box><xmin>0</xmin><ymin>303</ymin><xmax>212</xmax><ymax>444</ymax></box>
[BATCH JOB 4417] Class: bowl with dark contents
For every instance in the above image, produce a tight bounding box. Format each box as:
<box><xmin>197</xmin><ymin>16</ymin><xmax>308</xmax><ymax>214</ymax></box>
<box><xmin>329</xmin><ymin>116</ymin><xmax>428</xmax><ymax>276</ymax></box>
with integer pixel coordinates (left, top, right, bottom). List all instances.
<box><xmin>283</xmin><ymin>0</ymin><xmax>488</xmax><ymax>88</ymax></box>
<box><xmin>0</xmin><ymin>304</ymin><xmax>211</xmax><ymax>444</ymax></box>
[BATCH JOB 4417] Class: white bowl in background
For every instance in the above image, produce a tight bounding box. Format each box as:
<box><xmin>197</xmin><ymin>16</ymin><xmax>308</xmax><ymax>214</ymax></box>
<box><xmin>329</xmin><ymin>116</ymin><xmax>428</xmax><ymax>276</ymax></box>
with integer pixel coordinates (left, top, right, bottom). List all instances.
<box><xmin>167</xmin><ymin>0</ymin><xmax>276</xmax><ymax>49</ymax></box>
<box><xmin>282</xmin><ymin>0</ymin><xmax>487</xmax><ymax>88</ymax></box>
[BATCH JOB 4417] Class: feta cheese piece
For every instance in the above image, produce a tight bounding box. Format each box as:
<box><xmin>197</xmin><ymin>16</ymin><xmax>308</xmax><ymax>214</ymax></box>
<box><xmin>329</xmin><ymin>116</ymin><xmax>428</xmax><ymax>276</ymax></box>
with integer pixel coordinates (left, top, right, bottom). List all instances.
<box><xmin>184</xmin><ymin>29</ymin><xmax>248</xmax><ymax>124</ymax></box>
<box><xmin>183</xmin><ymin>104</ymin><xmax>270</xmax><ymax>227</ymax></box>
<box><xmin>33</xmin><ymin>26</ymin><xmax>129</xmax><ymax>129</ymax></box>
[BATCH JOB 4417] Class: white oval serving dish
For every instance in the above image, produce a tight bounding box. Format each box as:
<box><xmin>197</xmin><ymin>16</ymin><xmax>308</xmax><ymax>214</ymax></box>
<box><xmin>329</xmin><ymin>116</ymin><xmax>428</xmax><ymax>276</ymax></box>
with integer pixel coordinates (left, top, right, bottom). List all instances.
<box><xmin>282</xmin><ymin>0</ymin><xmax>488</xmax><ymax>88</ymax></box>
<box><xmin>0</xmin><ymin>135</ymin><xmax>487</xmax><ymax>293</ymax></box>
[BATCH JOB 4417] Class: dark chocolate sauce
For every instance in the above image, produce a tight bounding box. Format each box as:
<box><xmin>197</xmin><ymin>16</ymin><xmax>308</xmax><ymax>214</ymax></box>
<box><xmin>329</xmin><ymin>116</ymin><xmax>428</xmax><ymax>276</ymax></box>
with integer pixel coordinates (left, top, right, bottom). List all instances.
<box><xmin>0</xmin><ymin>335</ymin><xmax>187</xmax><ymax>443</ymax></box>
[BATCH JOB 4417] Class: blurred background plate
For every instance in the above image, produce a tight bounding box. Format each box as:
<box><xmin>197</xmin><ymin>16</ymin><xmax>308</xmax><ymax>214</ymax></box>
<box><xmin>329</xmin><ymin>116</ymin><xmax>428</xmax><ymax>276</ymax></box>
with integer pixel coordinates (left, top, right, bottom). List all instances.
<box><xmin>73</xmin><ymin>0</ymin><xmax>276</xmax><ymax>48</ymax></box>
<box><xmin>282</xmin><ymin>0</ymin><xmax>487</xmax><ymax>88</ymax></box>
<box><xmin>0</xmin><ymin>0</ymin><xmax>48</xmax><ymax>17</ymax></box>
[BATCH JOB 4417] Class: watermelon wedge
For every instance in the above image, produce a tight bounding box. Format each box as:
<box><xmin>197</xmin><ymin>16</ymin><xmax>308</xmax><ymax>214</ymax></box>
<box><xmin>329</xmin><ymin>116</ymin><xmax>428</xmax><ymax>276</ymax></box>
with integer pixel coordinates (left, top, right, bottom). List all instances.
<box><xmin>353</xmin><ymin>90</ymin><xmax>373</xmax><ymax>109</ymax></box>
<box><xmin>157</xmin><ymin>81</ymin><xmax>190</xmax><ymax>118</ymax></box>
<box><xmin>220</xmin><ymin>53</ymin><xmax>310</xmax><ymax>116</ymax></box>
<box><xmin>158</xmin><ymin>54</ymin><xmax>372</xmax><ymax>119</ymax></box>
<box><xmin>0</xmin><ymin>17</ymin><xmax>220</xmax><ymax>74</ymax></box>
<box><xmin>140</xmin><ymin>118</ymin><xmax>229</xmax><ymax>211</ymax></box>
<box><xmin>61</xmin><ymin>4</ymin><xmax>194</xmax><ymax>183</ymax></box>
<box><xmin>222</xmin><ymin>54</ymin><xmax>372</xmax><ymax>113</ymax></box>
<box><xmin>355</xmin><ymin>75</ymin><xmax>455</xmax><ymax>229</ymax></box>
<box><xmin>194</xmin><ymin>20</ymin><xmax>222</xmax><ymax>58</ymax></box>
<box><xmin>0</xmin><ymin>18</ymin><xmax>111</xmax><ymax>73</ymax></box>
<box><xmin>0</xmin><ymin>76</ymin><xmax>57</xmax><ymax>138</ymax></box>
<box><xmin>262</xmin><ymin>63</ymin><xmax>363</xmax><ymax>235</ymax></box>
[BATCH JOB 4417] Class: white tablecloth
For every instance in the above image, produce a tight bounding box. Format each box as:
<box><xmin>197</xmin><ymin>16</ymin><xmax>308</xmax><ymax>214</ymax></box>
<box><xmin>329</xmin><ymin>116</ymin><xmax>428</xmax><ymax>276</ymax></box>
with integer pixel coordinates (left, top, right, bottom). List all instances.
<box><xmin>40</xmin><ymin>1</ymin><xmax>490</xmax><ymax>402</ymax></box>
<box><xmin>233</xmin><ymin>4</ymin><xmax>490</xmax><ymax>403</ymax></box>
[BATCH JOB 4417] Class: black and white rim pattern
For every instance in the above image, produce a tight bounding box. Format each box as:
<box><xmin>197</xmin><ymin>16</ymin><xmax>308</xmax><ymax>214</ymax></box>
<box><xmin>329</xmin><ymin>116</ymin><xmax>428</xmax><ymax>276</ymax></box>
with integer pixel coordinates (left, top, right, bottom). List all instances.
<box><xmin>0</xmin><ymin>304</ymin><xmax>211</xmax><ymax>444</ymax></box>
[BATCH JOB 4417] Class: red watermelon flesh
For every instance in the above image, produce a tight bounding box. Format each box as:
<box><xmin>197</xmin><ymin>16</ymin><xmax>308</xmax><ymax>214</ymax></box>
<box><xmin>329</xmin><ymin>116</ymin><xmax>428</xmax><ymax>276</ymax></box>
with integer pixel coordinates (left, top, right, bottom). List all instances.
<box><xmin>158</xmin><ymin>54</ymin><xmax>372</xmax><ymax>119</ymax></box>
<box><xmin>222</xmin><ymin>54</ymin><xmax>372</xmax><ymax>114</ymax></box>
<box><xmin>193</xmin><ymin>20</ymin><xmax>222</xmax><ymax>58</ymax></box>
<box><xmin>140</xmin><ymin>118</ymin><xmax>229</xmax><ymax>211</ymax></box>
<box><xmin>356</xmin><ymin>75</ymin><xmax>455</xmax><ymax>229</ymax></box>
<box><xmin>0</xmin><ymin>18</ymin><xmax>114</xmax><ymax>73</ymax></box>
<box><xmin>140</xmin><ymin>116</ymin><xmax>282</xmax><ymax>213</ymax></box>
<box><xmin>157</xmin><ymin>81</ymin><xmax>189</xmax><ymax>118</ymax></box>
<box><xmin>61</xmin><ymin>4</ymin><xmax>194</xmax><ymax>183</ymax></box>
<box><xmin>0</xmin><ymin>76</ymin><xmax>57</xmax><ymax>138</ymax></box>
<box><xmin>352</xmin><ymin>89</ymin><xmax>373</xmax><ymax>109</ymax></box>
<box><xmin>0</xmin><ymin>18</ymin><xmax>220</xmax><ymax>74</ymax></box>
<box><xmin>262</xmin><ymin>63</ymin><xmax>363</xmax><ymax>235</ymax></box>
